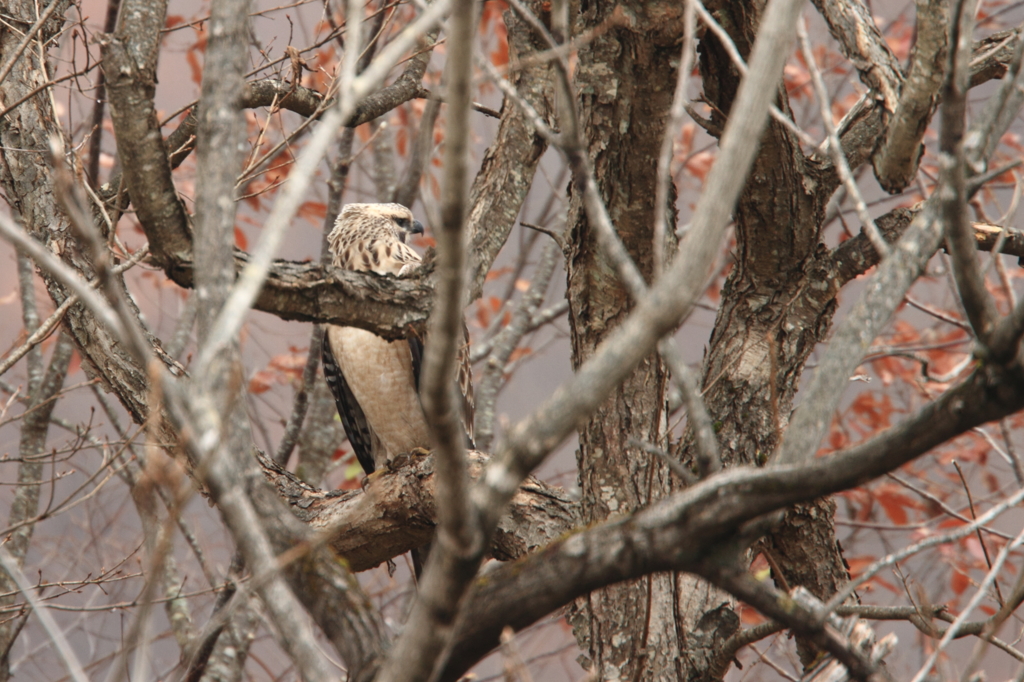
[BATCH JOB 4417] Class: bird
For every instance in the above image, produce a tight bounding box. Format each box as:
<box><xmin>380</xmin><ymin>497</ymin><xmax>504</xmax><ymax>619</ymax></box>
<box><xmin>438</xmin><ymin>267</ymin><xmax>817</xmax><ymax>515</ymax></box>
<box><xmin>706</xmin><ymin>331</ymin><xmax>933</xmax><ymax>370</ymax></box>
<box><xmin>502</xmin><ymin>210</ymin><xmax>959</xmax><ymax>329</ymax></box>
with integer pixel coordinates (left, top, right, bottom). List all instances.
<box><xmin>321</xmin><ymin>203</ymin><xmax>475</xmax><ymax>573</ymax></box>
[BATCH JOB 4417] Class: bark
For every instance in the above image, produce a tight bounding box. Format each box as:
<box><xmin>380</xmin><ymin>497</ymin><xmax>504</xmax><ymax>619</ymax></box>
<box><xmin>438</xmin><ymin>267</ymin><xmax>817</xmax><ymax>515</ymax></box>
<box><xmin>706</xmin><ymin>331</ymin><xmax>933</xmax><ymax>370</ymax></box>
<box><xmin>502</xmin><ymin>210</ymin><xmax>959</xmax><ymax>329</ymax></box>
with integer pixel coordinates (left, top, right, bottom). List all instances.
<box><xmin>871</xmin><ymin>0</ymin><xmax>947</xmax><ymax>193</ymax></box>
<box><xmin>693</xmin><ymin>0</ymin><xmax>854</xmax><ymax>670</ymax></box>
<box><xmin>431</xmin><ymin>350</ymin><xmax>1024</xmax><ymax>681</ymax></box>
<box><xmin>564</xmin><ymin>1</ymin><xmax>686</xmax><ymax>678</ymax></box>
<box><xmin>465</xmin><ymin>1</ymin><xmax>556</xmax><ymax>300</ymax></box>
<box><xmin>258</xmin><ymin>450</ymin><xmax>577</xmax><ymax>572</ymax></box>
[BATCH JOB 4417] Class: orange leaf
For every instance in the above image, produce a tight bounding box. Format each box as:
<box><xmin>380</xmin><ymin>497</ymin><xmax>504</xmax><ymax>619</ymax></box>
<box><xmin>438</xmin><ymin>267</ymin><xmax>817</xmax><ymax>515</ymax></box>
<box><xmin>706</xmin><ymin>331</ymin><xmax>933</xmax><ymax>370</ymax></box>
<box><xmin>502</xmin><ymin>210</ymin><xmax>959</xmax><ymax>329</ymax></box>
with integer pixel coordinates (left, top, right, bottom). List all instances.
<box><xmin>248</xmin><ymin>370</ymin><xmax>275</xmax><ymax>394</ymax></box>
<box><xmin>298</xmin><ymin>201</ymin><xmax>327</xmax><ymax>223</ymax></box>
<box><xmin>67</xmin><ymin>349</ymin><xmax>82</xmax><ymax>376</ymax></box>
<box><xmin>875</xmin><ymin>488</ymin><xmax>911</xmax><ymax>525</ymax></box>
<box><xmin>269</xmin><ymin>352</ymin><xmax>307</xmax><ymax>380</ymax></box>
<box><xmin>485</xmin><ymin>266</ymin><xmax>513</xmax><ymax>282</ymax></box>
<box><xmin>685</xmin><ymin>151</ymin><xmax>714</xmax><ymax>181</ymax></box>
<box><xmin>234</xmin><ymin>226</ymin><xmax>248</xmax><ymax>250</ymax></box>
<box><xmin>490</xmin><ymin>35</ymin><xmax>509</xmax><ymax>68</ymax></box>
<box><xmin>738</xmin><ymin>603</ymin><xmax>765</xmax><ymax>626</ymax></box>
<box><xmin>475</xmin><ymin>301</ymin><xmax>491</xmax><ymax>328</ymax></box>
<box><xmin>951</xmin><ymin>569</ymin><xmax>970</xmax><ymax>595</ymax></box>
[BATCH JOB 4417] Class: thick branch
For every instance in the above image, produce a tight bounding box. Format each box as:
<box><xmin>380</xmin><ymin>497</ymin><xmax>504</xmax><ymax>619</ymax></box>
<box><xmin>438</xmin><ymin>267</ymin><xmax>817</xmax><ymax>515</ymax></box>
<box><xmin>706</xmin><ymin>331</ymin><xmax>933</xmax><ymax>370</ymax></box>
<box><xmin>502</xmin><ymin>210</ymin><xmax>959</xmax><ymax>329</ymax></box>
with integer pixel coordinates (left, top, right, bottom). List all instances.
<box><xmin>165</xmin><ymin>251</ymin><xmax>434</xmax><ymax>338</ymax></box>
<box><xmin>103</xmin><ymin>37</ymin><xmax>437</xmax><ymax>325</ymax></box>
<box><xmin>435</xmin><ymin>358</ymin><xmax>1024</xmax><ymax>680</ymax></box>
<box><xmin>100</xmin><ymin>0</ymin><xmax>192</xmax><ymax>268</ymax></box>
<box><xmin>465</xmin><ymin>1</ymin><xmax>556</xmax><ymax>301</ymax></box>
<box><xmin>256</xmin><ymin>450</ymin><xmax>577</xmax><ymax>573</ymax></box>
<box><xmin>940</xmin><ymin>0</ymin><xmax>1000</xmax><ymax>352</ymax></box>
<box><xmin>835</xmin><ymin>25</ymin><xmax>1023</xmax><ymax>177</ymax></box>
<box><xmin>872</xmin><ymin>0</ymin><xmax>947</xmax><ymax>193</ymax></box>
<box><xmin>811</xmin><ymin>0</ymin><xmax>903</xmax><ymax>113</ymax></box>
<box><xmin>831</xmin><ymin>206</ymin><xmax>1024</xmax><ymax>285</ymax></box>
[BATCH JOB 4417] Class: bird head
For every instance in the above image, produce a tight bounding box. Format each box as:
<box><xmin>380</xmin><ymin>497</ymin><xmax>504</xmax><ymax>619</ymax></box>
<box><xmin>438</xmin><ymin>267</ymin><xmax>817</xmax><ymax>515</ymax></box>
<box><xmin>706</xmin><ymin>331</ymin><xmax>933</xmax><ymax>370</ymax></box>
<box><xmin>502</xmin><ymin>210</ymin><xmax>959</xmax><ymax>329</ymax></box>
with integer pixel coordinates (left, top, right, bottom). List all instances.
<box><xmin>327</xmin><ymin>203</ymin><xmax>424</xmax><ymax>275</ymax></box>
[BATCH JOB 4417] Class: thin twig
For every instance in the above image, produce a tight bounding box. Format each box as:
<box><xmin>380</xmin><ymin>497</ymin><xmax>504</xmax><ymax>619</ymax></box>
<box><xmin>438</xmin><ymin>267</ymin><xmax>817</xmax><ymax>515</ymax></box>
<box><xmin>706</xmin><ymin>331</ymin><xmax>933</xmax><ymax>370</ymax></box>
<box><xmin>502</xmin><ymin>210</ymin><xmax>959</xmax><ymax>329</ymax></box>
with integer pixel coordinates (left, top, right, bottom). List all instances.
<box><xmin>0</xmin><ymin>0</ymin><xmax>63</xmax><ymax>109</ymax></box>
<box><xmin>952</xmin><ymin>460</ymin><xmax>1005</xmax><ymax>605</ymax></box>
<box><xmin>0</xmin><ymin>245</ymin><xmax>150</xmax><ymax>378</ymax></box>
<box><xmin>0</xmin><ymin>547</ymin><xmax>89</xmax><ymax>682</ymax></box>
<box><xmin>797</xmin><ymin>18</ymin><xmax>888</xmax><ymax>258</ymax></box>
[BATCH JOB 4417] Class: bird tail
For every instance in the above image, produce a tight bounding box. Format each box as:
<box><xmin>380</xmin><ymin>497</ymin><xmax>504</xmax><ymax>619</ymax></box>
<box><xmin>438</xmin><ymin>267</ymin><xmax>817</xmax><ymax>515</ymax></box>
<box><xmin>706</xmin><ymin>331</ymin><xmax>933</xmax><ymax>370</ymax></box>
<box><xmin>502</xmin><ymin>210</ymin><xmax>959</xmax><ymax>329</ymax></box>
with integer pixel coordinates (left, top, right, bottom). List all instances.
<box><xmin>411</xmin><ymin>542</ymin><xmax>432</xmax><ymax>580</ymax></box>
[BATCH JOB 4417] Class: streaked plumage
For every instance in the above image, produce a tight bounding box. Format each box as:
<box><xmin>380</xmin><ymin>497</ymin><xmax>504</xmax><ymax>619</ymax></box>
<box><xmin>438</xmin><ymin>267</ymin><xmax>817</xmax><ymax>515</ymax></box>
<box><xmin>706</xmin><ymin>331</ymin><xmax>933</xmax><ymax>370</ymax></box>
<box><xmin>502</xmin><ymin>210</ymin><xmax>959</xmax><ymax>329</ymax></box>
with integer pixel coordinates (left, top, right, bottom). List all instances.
<box><xmin>322</xmin><ymin>203</ymin><xmax>475</xmax><ymax>477</ymax></box>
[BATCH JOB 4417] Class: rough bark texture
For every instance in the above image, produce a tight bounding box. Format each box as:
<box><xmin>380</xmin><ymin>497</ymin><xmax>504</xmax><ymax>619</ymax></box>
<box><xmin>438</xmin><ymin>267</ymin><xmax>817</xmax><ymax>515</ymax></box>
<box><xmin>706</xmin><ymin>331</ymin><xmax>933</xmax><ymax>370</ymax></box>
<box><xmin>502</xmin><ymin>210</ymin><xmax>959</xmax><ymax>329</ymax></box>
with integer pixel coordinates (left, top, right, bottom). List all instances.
<box><xmin>561</xmin><ymin>1</ymin><xmax>860</xmax><ymax>677</ymax></box>
<box><xmin>564</xmin><ymin>1</ymin><xmax>687</xmax><ymax>678</ymax></box>
<box><xmin>0</xmin><ymin>14</ymin><xmax>72</xmax><ymax>654</ymax></box>
<box><xmin>8</xmin><ymin>0</ymin><xmax>1024</xmax><ymax>677</ymax></box>
<box><xmin>258</xmin><ymin>450</ymin><xmax>577</xmax><ymax>571</ymax></box>
<box><xmin>693</xmin><ymin>0</ymin><xmax>854</xmax><ymax>670</ymax></box>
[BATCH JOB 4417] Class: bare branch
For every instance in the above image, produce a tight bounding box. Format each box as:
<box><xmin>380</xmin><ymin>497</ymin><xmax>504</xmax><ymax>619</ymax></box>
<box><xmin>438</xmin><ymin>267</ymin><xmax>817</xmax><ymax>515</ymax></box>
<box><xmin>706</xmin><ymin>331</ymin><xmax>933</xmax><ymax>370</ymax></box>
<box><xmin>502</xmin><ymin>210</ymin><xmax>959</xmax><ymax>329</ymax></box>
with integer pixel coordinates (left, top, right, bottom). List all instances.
<box><xmin>475</xmin><ymin>237</ymin><xmax>560</xmax><ymax>452</ymax></box>
<box><xmin>908</xmin><ymin>523</ymin><xmax>1024</xmax><ymax>682</ymax></box>
<box><xmin>798</xmin><ymin>18</ymin><xmax>888</xmax><ymax>258</ymax></box>
<box><xmin>872</xmin><ymin>0</ymin><xmax>947</xmax><ymax>193</ymax></box>
<box><xmin>700</xmin><ymin>571</ymin><xmax>888</xmax><ymax>682</ymax></box>
<box><xmin>465</xmin><ymin>0</ymin><xmax>556</xmax><ymax>301</ymax></box>
<box><xmin>653</xmin><ymin>0</ymin><xmax>695</xmax><ymax>274</ymax></box>
<box><xmin>940</xmin><ymin>0</ymin><xmax>1001</xmax><ymax>355</ymax></box>
<box><xmin>440</xmin><ymin>356</ymin><xmax>1024</xmax><ymax>679</ymax></box>
<box><xmin>0</xmin><ymin>547</ymin><xmax>89</xmax><ymax>682</ymax></box>
<box><xmin>380</xmin><ymin>2</ymin><xmax>481</xmax><ymax>679</ymax></box>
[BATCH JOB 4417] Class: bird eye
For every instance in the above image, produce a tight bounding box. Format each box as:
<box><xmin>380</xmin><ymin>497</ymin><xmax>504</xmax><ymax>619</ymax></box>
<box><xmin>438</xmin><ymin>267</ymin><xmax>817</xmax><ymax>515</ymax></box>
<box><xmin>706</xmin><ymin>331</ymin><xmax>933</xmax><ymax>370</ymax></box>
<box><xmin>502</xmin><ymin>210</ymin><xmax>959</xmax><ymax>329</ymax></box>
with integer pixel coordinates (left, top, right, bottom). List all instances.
<box><xmin>395</xmin><ymin>217</ymin><xmax>410</xmax><ymax>229</ymax></box>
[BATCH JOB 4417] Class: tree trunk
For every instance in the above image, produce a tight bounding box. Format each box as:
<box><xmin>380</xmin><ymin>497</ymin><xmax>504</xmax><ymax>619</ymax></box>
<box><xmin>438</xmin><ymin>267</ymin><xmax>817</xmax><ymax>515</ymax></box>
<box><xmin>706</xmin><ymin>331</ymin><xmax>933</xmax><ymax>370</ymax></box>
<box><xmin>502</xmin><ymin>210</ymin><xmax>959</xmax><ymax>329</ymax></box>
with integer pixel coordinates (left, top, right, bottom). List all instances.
<box><xmin>692</xmin><ymin>0</ymin><xmax>853</xmax><ymax>669</ymax></box>
<box><xmin>564</xmin><ymin>2</ymin><xmax>700</xmax><ymax>678</ymax></box>
<box><xmin>566</xmin><ymin>1</ymin><xmax>856</xmax><ymax>678</ymax></box>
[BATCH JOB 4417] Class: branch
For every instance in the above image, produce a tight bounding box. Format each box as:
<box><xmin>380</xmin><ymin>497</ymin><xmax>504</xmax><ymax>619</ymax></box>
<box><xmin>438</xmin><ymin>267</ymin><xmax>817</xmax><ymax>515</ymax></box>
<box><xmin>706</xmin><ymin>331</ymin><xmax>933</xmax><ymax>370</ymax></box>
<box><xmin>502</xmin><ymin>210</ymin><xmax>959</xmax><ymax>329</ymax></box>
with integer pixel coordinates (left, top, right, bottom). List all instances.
<box><xmin>777</xmin><ymin>209</ymin><xmax>945</xmax><ymax>468</ymax></box>
<box><xmin>699</xmin><ymin>574</ymin><xmax>888</xmax><ymax>682</ymax></box>
<box><xmin>475</xmin><ymin>237</ymin><xmax>561</xmax><ymax>452</ymax></box>
<box><xmin>834</xmin><ymin>24</ymin><xmax>1024</xmax><ymax>177</ymax></box>
<box><xmin>832</xmin><ymin>206</ymin><xmax>1024</xmax><ymax>285</ymax></box>
<box><xmin>465</xmin><ymin>0</ymin><xmax>556</xmax><ymax>301</ymax></box>
<box><xmin>0</xmin><ymin>547</ymin><xmax>89</xmax><ymax>682</ymax></box>
<box><xmin>940</xmin><ymin>0</ymin><xmax>1000</xmax><ymax>355</ymax></box>
<box><xmin>381</xmin><ymin>1</ymin><xmax>482</xmax><ymax>677</ymax></box>
<box><xmin>436</xmin><ymin>356</ymin><xmax>1024</xmax><ymax>679</ymax></box>
<box><xmin>810</xmin><ymin>0</ymin><xmax>903</xmax><ymax>114</ymax></box>
<box><xmin>871</xmin><ymin>0</ymin><xmax>947</xmax><ymax>193</ymax></box>
<box><xmin>0</xmin><ymin>0</ymin><xmax>65</xmax><ymax>116</ymax></box>
<box><xmin>474</xmin><ymin>0</ymin><xmax>807</xmax><ymax>542</ymax></box>
<box><xmin>256</xmin><ymin>450</ymin><xmax>577</xmax><ymax>572</ymax></box>
<box><xmin>100</xmin><ymin>0</ymin><xmax>193</xmax><ymax>270</ymax></box>
<box><xmin>798</xmin><ymin>18</ymin><xmax>888</xmax><ymax>257</ymax></box>
<box><xmin>102</xmin><ymin>17</ymin><xmax>442</xmax><ymax>329</ymax></box>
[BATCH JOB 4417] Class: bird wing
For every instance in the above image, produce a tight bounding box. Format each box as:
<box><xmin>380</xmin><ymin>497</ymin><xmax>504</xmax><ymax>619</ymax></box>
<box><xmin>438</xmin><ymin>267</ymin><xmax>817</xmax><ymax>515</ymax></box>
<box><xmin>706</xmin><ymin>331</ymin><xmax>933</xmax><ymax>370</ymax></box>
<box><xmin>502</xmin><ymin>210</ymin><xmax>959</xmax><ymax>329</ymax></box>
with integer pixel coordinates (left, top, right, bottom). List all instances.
<box><xmin>408</xmin><ymin>323</ymin><xmax>476</xmax><ymax>449</ymax></box>
<box><xmin>324</xmin><ymin>325</ymin><xmax>431</xmax><ymax>473</ymax></box>
<box><xmin>322</xmin><ymin>327</ymin><xmax>378</xmax><ymax>474</ymax></box>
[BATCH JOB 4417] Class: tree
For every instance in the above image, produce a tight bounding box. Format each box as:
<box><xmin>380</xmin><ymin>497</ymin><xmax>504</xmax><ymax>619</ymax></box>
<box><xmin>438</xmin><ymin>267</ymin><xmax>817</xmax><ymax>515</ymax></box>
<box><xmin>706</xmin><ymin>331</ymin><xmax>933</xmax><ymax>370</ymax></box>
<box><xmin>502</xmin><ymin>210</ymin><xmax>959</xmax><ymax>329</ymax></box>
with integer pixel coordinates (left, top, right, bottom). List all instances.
<box><xmin>2</xmin><ymin>0</ymin><xmax>1024</xmax><ymax>679</ymax></box>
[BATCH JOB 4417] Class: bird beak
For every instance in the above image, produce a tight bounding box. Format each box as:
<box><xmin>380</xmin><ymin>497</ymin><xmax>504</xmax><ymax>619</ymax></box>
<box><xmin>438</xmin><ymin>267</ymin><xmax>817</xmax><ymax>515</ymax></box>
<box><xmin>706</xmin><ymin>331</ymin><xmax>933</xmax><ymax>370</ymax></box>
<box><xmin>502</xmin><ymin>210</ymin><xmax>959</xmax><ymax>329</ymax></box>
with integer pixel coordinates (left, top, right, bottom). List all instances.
<box><xmin>410</xmin><ymin>220</ymin><xmax>425</xmax><ymax>235</ymax></box>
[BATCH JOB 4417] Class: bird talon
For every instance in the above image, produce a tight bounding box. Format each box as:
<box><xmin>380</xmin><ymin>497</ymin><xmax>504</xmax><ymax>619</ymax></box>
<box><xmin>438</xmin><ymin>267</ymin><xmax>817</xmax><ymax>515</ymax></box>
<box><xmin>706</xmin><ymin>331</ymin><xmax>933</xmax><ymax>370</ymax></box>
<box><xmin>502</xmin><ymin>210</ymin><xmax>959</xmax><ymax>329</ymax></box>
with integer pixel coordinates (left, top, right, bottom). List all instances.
<box><xmin>361</xmin><ymin>469</ymin><xmax>385</xmax><ymax>489</ymax></box>
<box><xmin>408</xmin><ymin>447</ymin><xmax>431</xmax><ymax>458</ymax></box>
